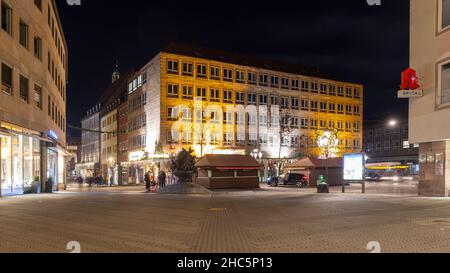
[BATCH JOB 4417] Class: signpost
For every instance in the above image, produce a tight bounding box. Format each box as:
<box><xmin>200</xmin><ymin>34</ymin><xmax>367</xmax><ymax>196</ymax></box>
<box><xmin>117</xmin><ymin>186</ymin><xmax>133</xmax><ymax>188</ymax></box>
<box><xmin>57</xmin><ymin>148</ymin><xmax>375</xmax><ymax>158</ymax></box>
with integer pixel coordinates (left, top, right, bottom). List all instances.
<box><xmin>343</xmin><ymin>153</ymin><xmax>366</xmax><ymax>193</ymax></box>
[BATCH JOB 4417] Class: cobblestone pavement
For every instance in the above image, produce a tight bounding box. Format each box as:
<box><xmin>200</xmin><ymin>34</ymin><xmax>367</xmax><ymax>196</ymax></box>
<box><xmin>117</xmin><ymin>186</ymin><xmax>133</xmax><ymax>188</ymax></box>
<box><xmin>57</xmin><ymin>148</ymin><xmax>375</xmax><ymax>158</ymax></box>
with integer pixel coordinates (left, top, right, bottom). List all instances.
<box><xmin>2</xmin><ymin>181</ymin><xmax>450</xmax><ymax>253</ymax></box>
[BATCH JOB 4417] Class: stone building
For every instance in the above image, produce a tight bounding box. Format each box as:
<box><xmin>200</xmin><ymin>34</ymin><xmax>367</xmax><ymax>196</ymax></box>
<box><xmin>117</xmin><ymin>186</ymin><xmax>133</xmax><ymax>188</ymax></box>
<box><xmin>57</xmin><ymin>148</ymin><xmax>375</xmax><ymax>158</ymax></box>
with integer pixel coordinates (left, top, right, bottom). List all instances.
<box><xmin>409</xmin><ymin>0</ymin><xmax>450</xmax><ymax>196</ymax></box>
<box><xmin>0</xmin><ymin>0</ymin><xmax>69</xmax><ymax>195</ymax></box>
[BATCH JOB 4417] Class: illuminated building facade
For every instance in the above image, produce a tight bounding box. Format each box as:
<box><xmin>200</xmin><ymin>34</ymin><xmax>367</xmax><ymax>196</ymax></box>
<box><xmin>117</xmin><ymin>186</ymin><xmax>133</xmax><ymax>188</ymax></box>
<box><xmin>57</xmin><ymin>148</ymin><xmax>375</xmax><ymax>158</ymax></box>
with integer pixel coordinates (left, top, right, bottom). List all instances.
<box><xmin>123</xmin><ymin>44</ymin><xmax>363</xmax><ymax>183</ymax></box>
<box><xmin>0</xmin><ymin>0</ymin><xmax>68</xmax><ymax>195</ymax></box>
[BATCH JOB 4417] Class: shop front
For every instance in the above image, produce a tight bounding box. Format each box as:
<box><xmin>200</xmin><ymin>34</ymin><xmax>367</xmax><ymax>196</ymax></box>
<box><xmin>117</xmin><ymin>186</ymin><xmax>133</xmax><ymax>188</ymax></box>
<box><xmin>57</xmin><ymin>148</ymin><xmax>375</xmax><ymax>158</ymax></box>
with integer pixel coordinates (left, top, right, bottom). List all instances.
<box><xmin>0</xmin><ymin>126</ymin><xmax>41</xmax><ymax>196</ymax></box>
<box><xmin>122</xmin><ymin>151</ymin><xmax>171</xmax><ymax>185</ymax></box>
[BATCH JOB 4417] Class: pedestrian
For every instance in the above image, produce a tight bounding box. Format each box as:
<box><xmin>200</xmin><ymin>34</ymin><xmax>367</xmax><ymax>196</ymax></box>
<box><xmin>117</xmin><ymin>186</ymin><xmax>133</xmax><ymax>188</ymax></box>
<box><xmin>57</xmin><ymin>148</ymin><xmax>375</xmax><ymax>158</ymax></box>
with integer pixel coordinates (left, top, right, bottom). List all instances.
<box><xmin>144</xmin><ymin>172</ymin><xmax>151</xmax><ymax>192</ymax></box>
<box><xmin>150</xmin><ymin>175</ymin><xmax>157</xmax><ymax>192</ymax></box>
<box><xmin>159</xmin><ymin>171</ymin><xmax>167</xmax><ymax>189</ymax></box>
<box><xmin>110</xmin><ymin>176</ymin><xmax>114</xmax><ymax>187</ymax></box>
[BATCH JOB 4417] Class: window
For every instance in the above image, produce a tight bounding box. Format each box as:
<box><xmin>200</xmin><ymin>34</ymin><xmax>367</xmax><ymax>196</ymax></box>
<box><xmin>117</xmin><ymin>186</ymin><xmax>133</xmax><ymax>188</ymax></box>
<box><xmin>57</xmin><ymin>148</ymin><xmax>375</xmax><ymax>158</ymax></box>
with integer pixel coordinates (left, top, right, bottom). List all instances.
<box><xmin>259</xmin><ymin>74</ymin><xmax>268</xmax><ymax>86</ymax></box>
<box><xmin>354</xmin><ymin>122</ymin><xmax>360</xmax><ymax>132</ymax></box>
<box><xmin>443</xmin><ymin>0</ymin><xmax>450</xmax><ymax>29</ymax></box>
<box><xmin>354</xmin><ymin>105</ymin><xmax>360</xmax><ymax>115</ymax></box>
<box><xmin>167</xmin><ymin>107</ymin><xmax>179</xmax><ymax>121</ymax></box>
<box><xmin>310</xmin><ymin>101</ymin><xmax>318</xmax><ymax>111</ymax></box>
<box><xmin>271</xmin><ymin>76</ymin><xmax>279</xmax><ymax>87</ymax></box>
<box><xmin>301</xmin><ymin>118</ymin><xmax>308</xmax><ymax>129</ymax></box>
<box><xmin>338</xmin><ymin>86</ymin><xmax>344</xmax><ymax>96</ymax></box>
<box><xmin>337</xmin><ymin>103</ymin><xmax>344</xmax><ymax>114</ymax></box>
<box><xmin>248</xmin><ymin>93</ymin><xmax>256</xmax><ymax>105</ymax></box>
<box><xmin>292</xmin><ymin>79</ymin><xmax>299</xmax><ymax>90</ymax></box>
<box><xmin>167</xmin><ymin>60</ymin><xmax>179</xmax><ymax>74</ymax></box>
<box><xmin>291</xmin><ymin>117</ymin><xmax>299</xmax><ymax>128</ymax></box>
<box><xmin>403</xmin><ymin>140</ymin><xmax>410</xmax><ymax>149</ymax></box>
<box><xmin>182</xmin><ymin>85</ymin><xmax>193</xmax><ymax>99</ymax></box>
<box><xmin>210</xmin><ymin>88</ymin><xmax>220</xmax><ymax>101</ymax></box>
<box><xmin>346</xmin><ymin>122</ymin><xmax>352</xmax><ymax>132</ymax></box>
<box><xmin>320</xmin><ymin>83</ymin><xmax>327</xmax><ymax>94</ymax></box>
<box><xmin>281</xmin><ymin>78</ymin><xmax>289</xmax><ymax>89</ymax></box>
<box><xmin>182</xmin><ymin>63</ymin><xmax>193</xmax><ymax>76</ymax></box>
<box><xmin>248</xmin><ymin>72</ymin><xmax>257</xmax><ymax>84</ymax></box>
<box><xmin>196</xmin><ymin>87</ymin><xmax>207</xmax><ymax>99</ymax></box>
<box><xmin>354</xmin><ymin>88</ymin><xmax>360</xmax><ymax>98</ymax></box>
<box><xmin>301</xmin><ymin>80</ymin><xmax>309</xmax><ymax>91</ymax></box>
<box><xmin>441</xmin><ymin>62</ymin><xmax>450</xmax><ymax>104</ymax></box>
<box><xmin>259</xmin><ymin>94</ymin><xmax>268</xmax><ymax>105</ymax></box>
<box><xmin>236</xmin><ymin>92</ymin><xmax>244</xmax><ymax>104</ymax></box>
<box><xmin>346</xmin><ymin>104</ymin><xmax>352</xmax><ymax>115</ymax></box>
<box><xmin>311</xmin><ymin>82</ymin><xmax>318</xmax><ymax>93</ymax></box>
<box><xmin>196</xmin><ymin>64</ymin><xmax>207</xmax><ymax>78</ymax></box>
<box><xmin>329</xmin><ymin>85</ymin><xmax>336</xmax><ymax>96</ymax></box>
<box><xmin>301</xmin><ymin>99</ymin><xmax>308</xmax><ymax>111</ymax></box>
<box><xmin>346</xmin><ymin>87</ymin><xmax>353</xmax><ymax>98</ymax></box>
<box><xmin>320</xmin><ymin>102</ymin><xmax>327</xmax><ymax>112</ymax></box>
<box><xmin>281</xmin><ymin>97</ymin><xmax>289</xmax><ymax>108</ymax></box>
<box><xmin>19</xmin><ymin>20</ymin><xmax>29</xmax><ymax>48</ymax></box>
<box><xmin>167</xmin><ymin>130</ymin><xmax>179</xmax><ymax>144</ymax></box>
<box><xmin>223</xmin><ymin>90</ymin><xmax>233</xmax><ymax>103</ymax></box>
<box><xmin>1</xmin><ymin>2</ymin><xmax>12</xmax><ymax>35</ymax></box>
<box><xmin>1</xmin><ymin>63</ymin><xmax>12</xmax><ymax>95</ymax></box>
<box><xmin>210</xmin><ymin>66</ymin><xmax>220</xmax><ymax>79</ymax></box>
<box><xmin>34</xmin><ymin>36</ymin><xmax>42</xmax><ymax>60</ymax></box>
<box><xmin>167</xmin><ymin>84</ymin><xmax>179</xmax><ymax>97</ymax></box>
<box><xmin>223</xmin><ymin>112</ymin><xmax>233</xmax><ymax>124</ymax></box>
<box><xmin>310</xmin><ymin>119</ymin><xmax>318</xmax><ymax>129</ymax></box>
<box><xmin>291</xmin><ymin>98</ymin><xmax>299</xmax><ymax>109</ymax></box>
<box><xmin>223</xmin><ymin>68</ymin><xmax>233</xmax><ymax>81</ymax></box>
<box><xmin>271</xmin><ymin>96</ymin><xmax>278</xmax><ymax>105</ymax></box>
<box><xmin>34</xmin><ymin>85</ymin><xmax>42</xmax><ymax>109</ymax></box>
<box><xmin>259</xmin><ymin>114</ymin><xmax>267</xmax><ymax>126</ymax></box>
<box><xmin>329</xmin><ymin>103</ymin><xmax>336</xmax><ymax>113</ymax></box>
<box><xmin>34</xmin><ymin>0</ymin><xmax>42</xmax><ymax>10</ymax></box>
<box><xmin>236</xmin><ymin>70</ymin><xmax>245</xmax><ymax>83</ymax></box>
<box><xmin>19</xmin><ymin>75</ymin><xmax>29</xmax><ymax>102</ymax></box>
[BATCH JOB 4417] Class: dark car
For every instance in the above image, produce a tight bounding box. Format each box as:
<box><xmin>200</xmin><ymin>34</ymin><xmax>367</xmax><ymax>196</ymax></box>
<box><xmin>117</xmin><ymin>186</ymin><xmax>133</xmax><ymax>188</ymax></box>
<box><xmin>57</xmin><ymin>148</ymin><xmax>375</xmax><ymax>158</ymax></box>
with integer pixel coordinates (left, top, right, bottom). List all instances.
<box><xmin>283</xmin><ymin>173</ymin><xmax>309</xmax><ymax>187</ymax></box>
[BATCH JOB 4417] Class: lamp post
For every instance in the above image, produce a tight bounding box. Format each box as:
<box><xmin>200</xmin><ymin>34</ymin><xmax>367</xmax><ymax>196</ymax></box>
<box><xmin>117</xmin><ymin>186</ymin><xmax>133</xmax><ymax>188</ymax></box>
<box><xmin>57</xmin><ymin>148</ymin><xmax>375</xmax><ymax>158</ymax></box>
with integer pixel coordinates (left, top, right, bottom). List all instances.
<box><xmin>316</xmin><ymin>128</ymin><xmax>339</xmax><ymax>185</ymax></box>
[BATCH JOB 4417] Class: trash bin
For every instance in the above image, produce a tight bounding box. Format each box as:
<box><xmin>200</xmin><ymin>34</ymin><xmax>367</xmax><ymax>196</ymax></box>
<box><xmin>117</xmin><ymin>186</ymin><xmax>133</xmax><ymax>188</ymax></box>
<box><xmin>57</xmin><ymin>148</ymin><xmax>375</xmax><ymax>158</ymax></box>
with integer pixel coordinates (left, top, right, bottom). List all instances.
<box><xmin>317</xmin><ymin>175</ymin><xmax>329</xmax><ymax>193</ymax></box>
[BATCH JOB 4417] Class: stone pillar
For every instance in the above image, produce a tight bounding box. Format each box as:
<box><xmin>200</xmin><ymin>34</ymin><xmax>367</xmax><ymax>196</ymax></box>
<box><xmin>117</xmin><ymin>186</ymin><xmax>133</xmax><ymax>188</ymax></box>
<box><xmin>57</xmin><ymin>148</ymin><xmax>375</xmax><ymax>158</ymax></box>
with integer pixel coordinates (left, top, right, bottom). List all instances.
<box><xmin>40</xmin><ymin>141</ymin><xmax>48</xmax><ymax>193</ymax></box>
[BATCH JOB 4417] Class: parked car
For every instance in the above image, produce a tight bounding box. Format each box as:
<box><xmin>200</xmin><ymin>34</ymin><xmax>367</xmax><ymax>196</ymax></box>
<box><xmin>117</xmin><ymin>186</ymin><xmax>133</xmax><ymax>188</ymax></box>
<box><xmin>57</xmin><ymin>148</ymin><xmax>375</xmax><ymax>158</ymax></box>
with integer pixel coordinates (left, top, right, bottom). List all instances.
<box><xmin>284</xmin><ymin>173</ymin><xmax>309</xmax><ymax>187</ymax></box>
<box><xmin>268</xmin><ymin>173</ymin><xmax>309</xmax><ymax>188</ymax></box>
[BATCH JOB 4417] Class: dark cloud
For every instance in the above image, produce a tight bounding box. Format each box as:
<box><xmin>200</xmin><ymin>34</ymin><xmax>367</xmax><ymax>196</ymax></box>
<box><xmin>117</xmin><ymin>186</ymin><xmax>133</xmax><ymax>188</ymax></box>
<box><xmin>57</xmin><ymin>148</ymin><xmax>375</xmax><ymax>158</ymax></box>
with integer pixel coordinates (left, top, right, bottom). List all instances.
<box><xmin>56</xmin><ymin>0</ymin><xmax>409</xmax><ymax>138</ymax></box>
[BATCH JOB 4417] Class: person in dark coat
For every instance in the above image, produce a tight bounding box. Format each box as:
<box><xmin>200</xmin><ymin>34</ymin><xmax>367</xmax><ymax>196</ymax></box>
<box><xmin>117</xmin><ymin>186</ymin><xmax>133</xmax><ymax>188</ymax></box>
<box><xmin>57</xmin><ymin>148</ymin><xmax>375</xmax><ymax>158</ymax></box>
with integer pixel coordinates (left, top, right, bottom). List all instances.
<box><xmin>144</xmin><ymin>172</ymin><xmax>151</xmax><ymax>192</ymax></box>
<box><xmin>158</xmin><ymin>171</ymin><xmax>167</xmax><ymax>189</ymax></box>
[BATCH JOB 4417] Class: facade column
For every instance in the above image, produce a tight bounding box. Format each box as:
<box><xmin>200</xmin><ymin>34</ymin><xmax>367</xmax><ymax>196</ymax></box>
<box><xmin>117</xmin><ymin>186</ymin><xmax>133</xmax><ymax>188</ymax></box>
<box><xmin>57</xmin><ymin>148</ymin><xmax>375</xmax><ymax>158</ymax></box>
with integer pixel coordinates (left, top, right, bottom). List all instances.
<box><xmin>40</xmin><ymin>141</ymin><xmax>48</xmax><ymax>193</ymax></box>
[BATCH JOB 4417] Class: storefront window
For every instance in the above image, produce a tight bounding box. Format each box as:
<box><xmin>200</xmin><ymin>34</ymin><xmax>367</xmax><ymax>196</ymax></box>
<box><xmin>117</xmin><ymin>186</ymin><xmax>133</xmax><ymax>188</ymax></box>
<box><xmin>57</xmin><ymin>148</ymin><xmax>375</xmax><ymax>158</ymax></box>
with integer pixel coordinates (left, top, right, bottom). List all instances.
<box><xmin>33</xmin><ymin>138</ymin><xmax>41</xmax><ymax>179</ymax></box>
<box><xmin>12</xmin><ymin>135</ymin><xmax>23</xmax><ymax>194</ymax></box>
<box><xmin>23</xmin><ymin>137</ymin><xmax>33</xmax><ymax>189</ymax></box>
<box><xmin>1</xmin><ymin>136</ymin><xmax>12</xmax><ymax>194</ymax></box>
<box><xmin>47</xmin><ymin>149</ymin><xmax>58</xmax><ymax>190</ymax></box>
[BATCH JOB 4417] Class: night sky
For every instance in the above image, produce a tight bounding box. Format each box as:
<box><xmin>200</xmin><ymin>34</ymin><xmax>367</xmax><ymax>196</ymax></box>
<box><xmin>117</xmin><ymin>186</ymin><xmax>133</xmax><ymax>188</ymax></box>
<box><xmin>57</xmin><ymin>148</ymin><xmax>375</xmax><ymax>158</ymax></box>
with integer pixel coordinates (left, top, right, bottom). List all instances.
<box><xmin>56</xmin><ymin>0</ymin><xmax>410</xmax><ymax>140</ymax></box>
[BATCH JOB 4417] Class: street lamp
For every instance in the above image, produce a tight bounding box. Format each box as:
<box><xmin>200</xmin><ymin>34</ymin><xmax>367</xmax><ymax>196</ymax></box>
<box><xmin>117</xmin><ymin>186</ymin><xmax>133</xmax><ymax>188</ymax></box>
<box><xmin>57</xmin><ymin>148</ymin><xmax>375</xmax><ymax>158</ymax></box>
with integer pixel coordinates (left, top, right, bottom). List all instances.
<box><xmin>388</xmin><ymin>119</ymin><xmax>398</xmax><ymax>127</ymax></box>
<box><xmin>316</xmin><ymin>128</ymin><xmax>339</xmax><ymax>185</ymax></box>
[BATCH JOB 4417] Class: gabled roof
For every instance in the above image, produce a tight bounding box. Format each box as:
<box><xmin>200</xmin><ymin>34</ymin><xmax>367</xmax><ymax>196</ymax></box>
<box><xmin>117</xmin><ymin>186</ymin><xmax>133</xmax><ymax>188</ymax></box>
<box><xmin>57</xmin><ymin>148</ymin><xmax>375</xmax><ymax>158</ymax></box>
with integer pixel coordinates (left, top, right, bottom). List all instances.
<box><xmin>196</xmin><ymin>154</ymin><xmax>262</xmax><ymax>169</ymax></box>
<box><xmin>162</xmin><ymin>43</ymin><xmax>359</xmax><ymax>84</ymax></box>
<box><xmin>285</xmin><ymin>157</ymin><xmax>343</xmax><ymax>169</ymax></box>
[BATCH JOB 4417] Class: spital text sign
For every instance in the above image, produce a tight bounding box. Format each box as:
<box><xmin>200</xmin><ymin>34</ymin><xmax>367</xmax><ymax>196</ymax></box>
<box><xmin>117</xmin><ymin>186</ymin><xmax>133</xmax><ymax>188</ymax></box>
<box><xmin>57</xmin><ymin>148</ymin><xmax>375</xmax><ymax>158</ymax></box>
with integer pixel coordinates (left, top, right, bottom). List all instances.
<box><xmin>398</xmin><ymin>90</ymin><xmax>423</xmax><ymax>98</ymax></box>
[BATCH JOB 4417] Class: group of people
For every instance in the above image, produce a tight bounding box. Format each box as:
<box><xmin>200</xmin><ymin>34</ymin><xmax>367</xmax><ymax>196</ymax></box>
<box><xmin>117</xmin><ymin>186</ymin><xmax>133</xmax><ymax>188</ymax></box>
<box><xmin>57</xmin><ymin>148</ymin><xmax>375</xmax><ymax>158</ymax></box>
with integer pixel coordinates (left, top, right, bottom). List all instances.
<box><xmin>144</xmin><ymin>171</ymin><xmax>167</xmax><ymax>192</ymax></box>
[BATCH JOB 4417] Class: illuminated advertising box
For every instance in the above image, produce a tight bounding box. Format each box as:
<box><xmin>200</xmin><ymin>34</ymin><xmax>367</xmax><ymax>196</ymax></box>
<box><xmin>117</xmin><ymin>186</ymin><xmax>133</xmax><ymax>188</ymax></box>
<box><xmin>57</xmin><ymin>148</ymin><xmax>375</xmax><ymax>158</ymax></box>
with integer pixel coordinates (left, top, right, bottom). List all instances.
<box><xmin>343</xmin><ymin>153</ymin><xmax>366</xmax><ymax>181</ymax></box>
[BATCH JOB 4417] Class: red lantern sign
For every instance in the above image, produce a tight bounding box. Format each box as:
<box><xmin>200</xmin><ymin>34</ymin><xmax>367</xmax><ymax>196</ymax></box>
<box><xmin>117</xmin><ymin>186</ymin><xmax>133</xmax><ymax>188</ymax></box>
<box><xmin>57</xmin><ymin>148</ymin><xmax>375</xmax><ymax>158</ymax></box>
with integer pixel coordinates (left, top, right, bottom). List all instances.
<box><xmin>401</xmin><ymin>68</ymin><xmax>420</xmax><ymax>90</ymax></box>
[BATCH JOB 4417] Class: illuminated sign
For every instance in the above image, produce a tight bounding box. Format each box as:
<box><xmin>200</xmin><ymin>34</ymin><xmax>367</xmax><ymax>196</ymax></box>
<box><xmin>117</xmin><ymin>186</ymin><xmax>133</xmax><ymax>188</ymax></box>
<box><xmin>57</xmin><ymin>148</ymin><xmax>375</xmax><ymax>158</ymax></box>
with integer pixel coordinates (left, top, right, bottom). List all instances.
<box><xmin>47</xmin><ymin>130</ymin><xmax>58</xmax><ymax>141</ymax></box>
<box><xmin>343</xmin><ymin>153</ymin><xmax>365</xmax><ymax>181</ymax></box>
<box><xmin>398</xmin><ymin>89</ymin><xmax>423</xmax><ymax>98</ymax></box>
<box><xmin>401</xmin><ymin>68</ymin><xmax>420</xmax><ymax>90</ymax></box>
<box><xmin>128</xmin><ymin>151</ymin><xmax>145</xmax><ymax>162</ymax></box>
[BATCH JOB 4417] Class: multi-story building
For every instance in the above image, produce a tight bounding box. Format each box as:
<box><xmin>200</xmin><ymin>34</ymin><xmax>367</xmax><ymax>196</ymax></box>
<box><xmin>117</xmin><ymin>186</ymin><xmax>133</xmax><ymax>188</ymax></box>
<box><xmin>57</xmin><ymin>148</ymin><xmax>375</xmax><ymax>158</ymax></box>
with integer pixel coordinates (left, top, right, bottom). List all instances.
<box><xmin>117</xmin><ymin>99</ymin><xmax>129</xmax><ymax>184</ymax></box>
<box><xmin>0</xmin><ymin>0</ymin><xmax>68</xmax><ymax>195</ymax></box>
<box><xmin>409</xmin><ymin>0</ymin><xmax>450</xmax><ymax>196</ymax></box>
<box><xmin>78</xmin><ymin>104</ymin><xmax>101</xmax><ymax>179</ymax></box>
<box><xmin>363</xmin><ymin>120</ymin><xmax>419</xmax><ymax>166</ymax></box>
<box><xmin>122</xmin><ymin>44</ymin><xmax>363</xmax><ymax>183</ymax></box>
<box><xmin>100</xmin><ymin>108</ymin><xmax>118</xmax><ymax>184</ymax></box>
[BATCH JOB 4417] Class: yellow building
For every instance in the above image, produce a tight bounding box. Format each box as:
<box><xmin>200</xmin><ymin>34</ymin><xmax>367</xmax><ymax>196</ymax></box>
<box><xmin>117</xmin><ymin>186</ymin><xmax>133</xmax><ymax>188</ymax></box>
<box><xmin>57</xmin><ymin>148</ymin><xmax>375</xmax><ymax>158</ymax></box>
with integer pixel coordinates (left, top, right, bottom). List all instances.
<box><xmin>124</xmin><ymin>44</ymin><xmax>363</xmax><ymax>182</ymax></box>
<box><xmin>0</xmin><ymin>0</ymin><xmax>68</xmax><ymax>195</ymax></box>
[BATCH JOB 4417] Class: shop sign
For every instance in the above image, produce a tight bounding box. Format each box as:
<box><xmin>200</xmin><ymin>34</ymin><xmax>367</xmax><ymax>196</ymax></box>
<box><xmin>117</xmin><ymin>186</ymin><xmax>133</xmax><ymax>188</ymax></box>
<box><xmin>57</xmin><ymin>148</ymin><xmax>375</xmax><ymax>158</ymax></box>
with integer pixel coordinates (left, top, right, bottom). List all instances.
<box><xmin>129</xmin><ymin>151</ymin><xmax>145</xmax><ymax>162</ymax></box>
<box><xmin>398</xmin><ymin>68</ymin><xmax>423</xmax><ymax>98</ymax></box>
<box><xmin>398</xmin><ymin>89</ymin><xmax>423</xmax><ymax>98</ymax></box>
<box><xmin>47</xmin><ymin>130</ymin><xmax>58</xmax><ymax>141</ymax></box>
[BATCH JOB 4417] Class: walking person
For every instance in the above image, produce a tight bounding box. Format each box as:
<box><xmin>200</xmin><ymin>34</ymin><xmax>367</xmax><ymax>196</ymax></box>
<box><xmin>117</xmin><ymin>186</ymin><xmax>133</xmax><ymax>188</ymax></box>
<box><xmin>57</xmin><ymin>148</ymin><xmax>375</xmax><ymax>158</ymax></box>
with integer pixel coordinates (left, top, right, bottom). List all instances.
<box><xmin>158</xmin><ymin>171</ymin><xmax>167</xmax><ymax>189</ymax></box>
<box><xmin>144</xmin><ymin>172</ymin><xmax>151</xmax><ymax>192</ymax></box>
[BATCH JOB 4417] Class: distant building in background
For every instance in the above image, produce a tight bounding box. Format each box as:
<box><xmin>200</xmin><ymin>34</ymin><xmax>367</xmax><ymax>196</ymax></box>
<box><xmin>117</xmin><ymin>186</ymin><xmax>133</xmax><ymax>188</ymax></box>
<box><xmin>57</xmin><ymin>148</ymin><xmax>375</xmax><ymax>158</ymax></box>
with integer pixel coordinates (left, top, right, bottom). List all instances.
<box><xmin>66</xmin><ymin>137</ymin><xmax>81</xmax><ymax>177</ymax></box>
<box><xmin>364</xmin><ymin>120</ymin><xmax>419</xmax><ymax>164</ymax></box>
<box><xmin>0</xmin><ymin>0</ymin><xmax>69</xmax><ymax>196</ymax></box>
<box><xmin>77</xmin><ymin>105</ymin><xmax>101</xmax><ymax>179</ymax></box>
<box><xmin>410</xmin><ymin>0</ymin><xmax>450</xmax><ymax>196</ymax></box>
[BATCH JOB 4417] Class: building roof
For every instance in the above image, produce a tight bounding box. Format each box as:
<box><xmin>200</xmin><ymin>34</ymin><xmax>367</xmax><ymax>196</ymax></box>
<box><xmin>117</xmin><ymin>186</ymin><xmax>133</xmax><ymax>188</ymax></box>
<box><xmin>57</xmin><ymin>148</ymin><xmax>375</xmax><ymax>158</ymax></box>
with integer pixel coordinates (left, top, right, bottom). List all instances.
<box><xmin>162</xmin><ymin>43</ymin><xmax>359</xmax><ymax>84</ymax></box>
<box><xmin>195</xmin><ymin>154</ymin><xmax>262</xmax><ymax>169</ymax></box>
<box><xmin>285</xmin><ymin>157</ymin><xmax>343</xmax><ymax>169</ymax></box>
